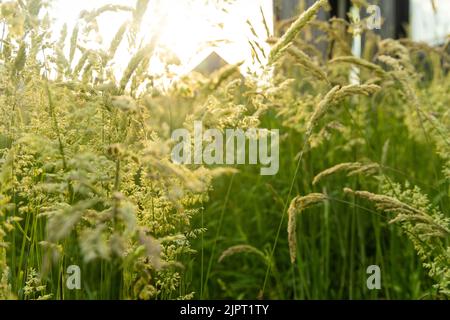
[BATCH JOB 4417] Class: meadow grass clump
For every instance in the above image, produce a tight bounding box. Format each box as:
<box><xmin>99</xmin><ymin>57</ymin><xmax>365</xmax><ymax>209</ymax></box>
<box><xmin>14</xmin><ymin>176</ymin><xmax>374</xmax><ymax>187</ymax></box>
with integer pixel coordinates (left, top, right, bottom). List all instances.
<box><xmin>0</xmin><ymin>0</ymin><xmax>248</xmax><ymax>300</ymax></box>
<box><xmin>345</xmin><ymin>184</ymin><xmax>450</xmax><ymax>297</ymax></box>
<box><xmin>191</xmin><ymin>0</ymin><xmax>449</xmax><ymax>300</ymax></box>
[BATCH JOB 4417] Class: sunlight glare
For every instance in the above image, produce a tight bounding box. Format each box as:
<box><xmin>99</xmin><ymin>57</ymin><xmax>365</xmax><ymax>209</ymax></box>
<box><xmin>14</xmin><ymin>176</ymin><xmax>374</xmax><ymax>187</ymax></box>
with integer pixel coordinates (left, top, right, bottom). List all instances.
<box><xmin>51</xmin><ymin>0</ymin><xmax>274</xmax><ymax>87</ymax></box>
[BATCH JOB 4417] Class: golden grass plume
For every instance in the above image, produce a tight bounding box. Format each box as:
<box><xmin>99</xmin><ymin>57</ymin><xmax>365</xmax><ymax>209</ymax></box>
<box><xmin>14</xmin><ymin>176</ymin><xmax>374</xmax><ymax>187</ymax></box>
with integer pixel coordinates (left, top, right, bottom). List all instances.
<box><xmin>288</xmin><ymin>193</ymin><xmax>327</xmax><ymax>264</ymax></box>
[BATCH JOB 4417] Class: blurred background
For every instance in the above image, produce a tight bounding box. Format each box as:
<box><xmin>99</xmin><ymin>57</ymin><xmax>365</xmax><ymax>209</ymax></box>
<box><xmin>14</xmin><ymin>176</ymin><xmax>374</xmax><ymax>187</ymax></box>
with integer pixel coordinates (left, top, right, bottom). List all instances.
<box><xmin>47</xmin><ymin>0</ymin><xmax>450</xmax><ymax>85</ymax></box>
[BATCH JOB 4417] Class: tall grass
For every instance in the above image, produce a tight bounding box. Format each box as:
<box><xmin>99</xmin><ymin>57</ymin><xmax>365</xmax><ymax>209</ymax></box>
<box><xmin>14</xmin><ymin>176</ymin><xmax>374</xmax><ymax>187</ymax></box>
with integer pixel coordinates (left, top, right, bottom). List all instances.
<box><xmin>189</xmin><ymin>1</ymin><xmax>449</xmax><ymax>300</ymax></box>
<box><xmin>0</xmin><ymin>0</ymin><xmax>449</xmax><ymax>300</ymax></box>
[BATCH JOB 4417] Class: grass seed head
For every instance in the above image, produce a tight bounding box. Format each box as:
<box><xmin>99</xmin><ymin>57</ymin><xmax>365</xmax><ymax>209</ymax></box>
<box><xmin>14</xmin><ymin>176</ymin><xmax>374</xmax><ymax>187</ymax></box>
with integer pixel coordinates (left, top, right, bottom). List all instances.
<box><xmin>288</xmin><ymin>194</ymin><xmax>327</xmax><ymax>264</ymax></box>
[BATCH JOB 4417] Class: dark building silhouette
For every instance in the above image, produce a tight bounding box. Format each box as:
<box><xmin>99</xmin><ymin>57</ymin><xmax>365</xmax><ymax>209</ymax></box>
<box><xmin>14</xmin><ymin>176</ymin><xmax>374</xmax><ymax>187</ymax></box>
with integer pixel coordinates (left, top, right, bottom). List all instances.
<box><xmin>193</xmin><ymin>51</ymin><xmax>229</xmax><ymax>76</ymax></box>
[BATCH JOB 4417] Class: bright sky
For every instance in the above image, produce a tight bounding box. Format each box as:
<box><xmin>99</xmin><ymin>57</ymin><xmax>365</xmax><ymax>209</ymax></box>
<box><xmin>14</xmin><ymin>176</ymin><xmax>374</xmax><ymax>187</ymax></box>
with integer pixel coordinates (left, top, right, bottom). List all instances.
<box><xmin>411</xmin><ymin>0</ymin><xmax>450</xmax><ymax>44</ymax></box>
<box><xmin>48</xmin><ymin>0</ymin><xmax>450</xmax><ymax>88</ymax></box>
<box><xmin>50</xmin><ymin>0</ymin><xmax>274</xmax><ymax>84</ymax></box>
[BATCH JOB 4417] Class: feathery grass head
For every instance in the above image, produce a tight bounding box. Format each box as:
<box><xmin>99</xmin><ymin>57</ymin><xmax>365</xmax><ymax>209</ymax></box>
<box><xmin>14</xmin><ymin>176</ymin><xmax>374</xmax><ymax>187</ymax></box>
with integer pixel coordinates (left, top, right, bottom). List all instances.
<box><xmin>306</xmin><ymin>84</ymin><xmax>380</xmax><ymax>137</ymax></box>
<box><xmin>218</xmin><ymin>245</ymin><xmax>267</xmax><ymax>264</ymax></box>
<box><xmin>344</xmin><ymin>184</ymin><xmax>450</xmax><ymax>295</ymax></box>
<box><xmin>120</xmin><ymin>41</ymin><xmax>157</xmax><ymax>93</ymax></box>
<box><xmin>269</xmin><ymin>0</ymin><xmax>328</xmax><ymax>65</ymax></box>
<box><xmin>287</xmin><ymin>46</ymin><xmax>330</xmax><ymax>83</ymax></box>
<box><xmin>344</xmin><ymin>188</ymin><xmax>449</xmax><ymax>235</ymax></box>
<box><xmin>313</xmin><ymin>162</ymin><xmax>380</xmax><ymax>185</ymax></box>
<box><xmin>329</xmin><ymin>56</ymin><xmax>387</xmax><ymax>77</ymax></box>
<box><xmin>288</xmin><ymin>193</ymin><xmax>327</xmax><ymax>264</ymax></box>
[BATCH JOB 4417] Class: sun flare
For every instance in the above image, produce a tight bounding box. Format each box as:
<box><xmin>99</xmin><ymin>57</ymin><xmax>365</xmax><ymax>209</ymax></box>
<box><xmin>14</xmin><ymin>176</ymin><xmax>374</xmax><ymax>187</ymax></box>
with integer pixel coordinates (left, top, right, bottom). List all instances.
<box><xmin>51</xmin><ymin>0</ymin><xmax>273</xmax><ymax>84</ymax></box>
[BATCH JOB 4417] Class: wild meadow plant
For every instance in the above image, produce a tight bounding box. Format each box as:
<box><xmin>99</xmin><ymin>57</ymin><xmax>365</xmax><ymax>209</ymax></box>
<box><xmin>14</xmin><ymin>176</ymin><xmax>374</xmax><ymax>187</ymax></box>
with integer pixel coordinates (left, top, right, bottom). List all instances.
<box><xmin>0</xmin><ymin>0</ymin><xmax>254</xmax><ymax>300</ymax></box>
<box><xmin>0</xmin><ymin>0</ymin><xmax>449</xmax><ymax>300</ymax></box>
<box><xmin>270</xmin><ymin>0</ymin><xmax>450</xmax><ymax>298</ymax></box>
<box><xmin>203</xmin><ymin>0</ymin><xmax>449</xmax><ymax>299</ymax></box>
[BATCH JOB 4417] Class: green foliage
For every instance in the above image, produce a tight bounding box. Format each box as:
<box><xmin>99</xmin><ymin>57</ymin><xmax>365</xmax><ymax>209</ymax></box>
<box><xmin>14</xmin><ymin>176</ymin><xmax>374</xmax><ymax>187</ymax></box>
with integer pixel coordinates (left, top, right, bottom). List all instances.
<box><xmin>0</xmin><ymin>0</ymin><xmax>245</xmax><ymax>300</ymax></box>
<box><xmin>0</xmin><ymin>0</ymin><xmax>449</xmax><ymax>301</ymax></box>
